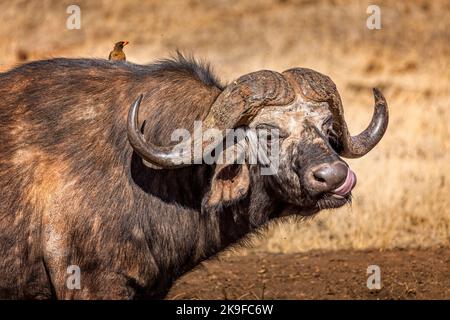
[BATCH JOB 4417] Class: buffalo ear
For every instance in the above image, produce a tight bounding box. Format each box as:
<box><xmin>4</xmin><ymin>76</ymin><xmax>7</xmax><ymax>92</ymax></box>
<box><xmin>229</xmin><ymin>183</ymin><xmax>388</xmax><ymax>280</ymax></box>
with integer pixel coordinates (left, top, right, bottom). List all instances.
<box><xmin>206</xmin><ymin>164</ymin><xmax>250</xmax><ymax>207</ymax></box>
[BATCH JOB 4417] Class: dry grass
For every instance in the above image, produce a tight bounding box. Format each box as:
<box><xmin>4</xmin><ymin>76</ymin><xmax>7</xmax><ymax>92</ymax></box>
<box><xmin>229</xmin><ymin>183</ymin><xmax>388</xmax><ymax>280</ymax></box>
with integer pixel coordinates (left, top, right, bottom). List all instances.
<box><xmin>0</xmin><ymin>0</ymin><xmax>448</xmax><ymax>252</ymax></box>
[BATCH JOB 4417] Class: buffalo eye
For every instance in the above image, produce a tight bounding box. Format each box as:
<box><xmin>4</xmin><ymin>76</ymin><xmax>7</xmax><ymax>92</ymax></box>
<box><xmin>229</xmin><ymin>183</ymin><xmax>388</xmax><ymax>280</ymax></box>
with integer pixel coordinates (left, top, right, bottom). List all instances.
<box><xmin>322</xmin><ymin>115</ymin><xmax>333</xmax><ymax>135</ymax></box>
<box><xmin>320</xmin><ymin>115</ymin><xmax>341</xmax><ymax>151</ymax></box>
<box><xmin>255</xmin><ymin>123</ymin><xmax>288</xmax><ymax>140</ymax></box>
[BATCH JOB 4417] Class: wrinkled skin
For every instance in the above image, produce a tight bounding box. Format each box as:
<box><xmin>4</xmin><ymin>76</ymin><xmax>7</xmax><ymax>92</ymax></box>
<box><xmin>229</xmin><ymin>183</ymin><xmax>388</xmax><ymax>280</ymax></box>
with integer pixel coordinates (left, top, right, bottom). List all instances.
<box><xmin>250</xmin><ymin>97</ymin><xmax>348</xmax><ymax>214</ymax></box>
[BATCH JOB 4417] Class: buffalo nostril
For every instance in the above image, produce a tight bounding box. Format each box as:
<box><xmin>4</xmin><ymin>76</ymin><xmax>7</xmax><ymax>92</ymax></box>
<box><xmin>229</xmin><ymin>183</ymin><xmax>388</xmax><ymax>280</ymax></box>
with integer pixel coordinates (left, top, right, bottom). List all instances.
<box><xmin>312</xmin><ymin>162</ymin><xmax>348</xmax><ymax>190</ymax></box>
<box><xmin>313</xmin><ymin>173</ymin><xmax>327</xmax><ymax>183</ymax></box>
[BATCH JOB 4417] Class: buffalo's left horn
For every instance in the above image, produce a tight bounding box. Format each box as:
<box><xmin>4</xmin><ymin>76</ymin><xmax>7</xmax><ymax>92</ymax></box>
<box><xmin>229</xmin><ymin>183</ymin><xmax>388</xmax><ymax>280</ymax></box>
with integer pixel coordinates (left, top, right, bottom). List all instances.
<box><xmin>127</xmin><ymin>94</ymin><xmax>190</xmax><ymax>168</ymax></box>
<box><xmin>127</xmin><ymin>71</ymin><xmax>295</xmax><ymax>168</ymax></box>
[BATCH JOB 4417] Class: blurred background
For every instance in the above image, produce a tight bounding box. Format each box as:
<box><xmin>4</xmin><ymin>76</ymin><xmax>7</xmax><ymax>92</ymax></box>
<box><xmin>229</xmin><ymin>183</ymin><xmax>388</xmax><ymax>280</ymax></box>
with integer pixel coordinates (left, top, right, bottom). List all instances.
<box><xmin>0</xmin><ymin>0</ymin><xmax>448</xmax><ymax>253</ymax></box>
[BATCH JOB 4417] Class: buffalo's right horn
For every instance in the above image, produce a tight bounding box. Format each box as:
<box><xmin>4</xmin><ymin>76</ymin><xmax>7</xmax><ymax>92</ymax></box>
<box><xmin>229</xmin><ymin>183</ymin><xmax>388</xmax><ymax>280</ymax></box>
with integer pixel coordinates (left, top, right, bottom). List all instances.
<box><xmin>331</xmin><ymin>88</ymin><xmax>389</xmax><ymax>158</ymax></box>
<box><xmin>281</xmin><ymin>68</ymin><xmax>389</xmax><ymax>159</ymax></box>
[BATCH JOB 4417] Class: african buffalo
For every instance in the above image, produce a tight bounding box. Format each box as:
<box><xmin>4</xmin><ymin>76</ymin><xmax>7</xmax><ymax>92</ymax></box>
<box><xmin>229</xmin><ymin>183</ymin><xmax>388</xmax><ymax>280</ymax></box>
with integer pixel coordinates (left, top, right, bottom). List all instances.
<box><xmin>0</xmin><ymin>53</ymin><xmax>388</xmax><ymax>299</ymax></box>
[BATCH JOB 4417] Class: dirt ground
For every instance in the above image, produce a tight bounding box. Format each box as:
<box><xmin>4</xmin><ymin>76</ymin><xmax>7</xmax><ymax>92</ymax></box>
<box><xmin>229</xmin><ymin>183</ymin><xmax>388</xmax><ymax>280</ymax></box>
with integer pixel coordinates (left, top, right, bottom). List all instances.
<box><xmin>168</xmin><ymin>247</ymin><xmax>450</xmax><ymax>300</ymax></box>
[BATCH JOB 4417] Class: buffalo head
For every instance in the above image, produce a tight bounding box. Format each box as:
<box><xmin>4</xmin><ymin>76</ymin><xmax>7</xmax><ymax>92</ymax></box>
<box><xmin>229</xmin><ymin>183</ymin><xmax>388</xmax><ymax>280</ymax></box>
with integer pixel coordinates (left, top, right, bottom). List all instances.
<box><xmin>126</xmin><ymin>67</ymin><xmax>388</xmax><ymax>215</ymax></box>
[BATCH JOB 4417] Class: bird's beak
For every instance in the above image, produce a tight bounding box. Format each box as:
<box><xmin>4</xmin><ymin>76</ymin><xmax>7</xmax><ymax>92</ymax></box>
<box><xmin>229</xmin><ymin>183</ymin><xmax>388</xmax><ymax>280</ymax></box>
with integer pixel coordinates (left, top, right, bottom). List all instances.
<box><xmin>123</xmin><ymin>41</ymin><xmax>129</xmax><ymax>46</ymax></box>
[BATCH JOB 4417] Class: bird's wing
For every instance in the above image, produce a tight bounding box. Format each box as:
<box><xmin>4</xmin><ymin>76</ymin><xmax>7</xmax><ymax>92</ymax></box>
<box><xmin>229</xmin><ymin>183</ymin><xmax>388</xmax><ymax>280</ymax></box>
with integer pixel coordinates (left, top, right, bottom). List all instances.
<box><xmin>109</xmin><ymin>51</ymin><xmax>126</xmax><ymax>61</ymax></box>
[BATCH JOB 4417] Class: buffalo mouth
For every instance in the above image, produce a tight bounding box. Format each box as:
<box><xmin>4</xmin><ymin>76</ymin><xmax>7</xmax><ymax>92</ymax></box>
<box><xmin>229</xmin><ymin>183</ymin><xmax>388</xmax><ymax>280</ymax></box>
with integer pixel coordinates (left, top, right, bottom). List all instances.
<box><xmin>316</xmin><ymin>169</ymin><xmax>356</xmax><ymax>210</ymax></box>
<box><xmin>316</xmin><ymin>193</ymin><xmax>352</xmax><ymax>210</ymax></box>
<box><xmin>272</xmin><ymin>168</ymin><xmax>357</xmax><ymax>216</ymax></box>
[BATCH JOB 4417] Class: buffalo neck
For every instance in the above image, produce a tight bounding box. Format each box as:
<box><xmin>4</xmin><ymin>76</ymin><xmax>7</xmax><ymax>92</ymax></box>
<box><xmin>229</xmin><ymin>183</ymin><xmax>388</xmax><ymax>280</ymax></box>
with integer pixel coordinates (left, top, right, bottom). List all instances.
<box><xmin>131</xmin><ymin>161</ymin><xmax>277</xmax><ymax>281</ymax></box>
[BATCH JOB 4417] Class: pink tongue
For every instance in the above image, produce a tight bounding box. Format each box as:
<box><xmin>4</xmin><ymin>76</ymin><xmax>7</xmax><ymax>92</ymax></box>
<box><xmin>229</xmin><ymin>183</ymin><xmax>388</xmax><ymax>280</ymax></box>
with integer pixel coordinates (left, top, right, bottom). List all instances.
<box><xmin>332</xmin><ymin>169</ymin><xmax>357</xmax><ymax>196</ymax></box>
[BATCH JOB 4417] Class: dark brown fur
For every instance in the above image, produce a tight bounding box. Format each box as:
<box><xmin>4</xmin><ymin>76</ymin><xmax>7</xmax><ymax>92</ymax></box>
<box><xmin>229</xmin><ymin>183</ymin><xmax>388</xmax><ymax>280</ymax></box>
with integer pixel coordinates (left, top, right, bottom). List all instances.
<box><xmin>0</xmin><ymin>56</ymin><xmax>286</xmax><ymax>299</ymax></box>
<box><xmin>0</xmin><ymin>54</ymin><xmax>358</xmax><ymax>299</ymax></box>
